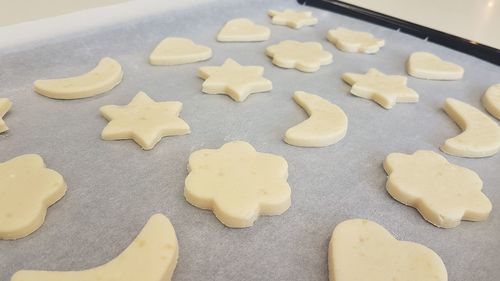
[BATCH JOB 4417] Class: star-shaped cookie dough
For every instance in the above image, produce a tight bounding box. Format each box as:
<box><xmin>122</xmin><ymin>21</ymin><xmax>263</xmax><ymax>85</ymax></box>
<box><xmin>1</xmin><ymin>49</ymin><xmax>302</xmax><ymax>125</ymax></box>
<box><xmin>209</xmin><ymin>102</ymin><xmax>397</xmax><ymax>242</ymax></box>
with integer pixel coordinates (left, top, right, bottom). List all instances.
<box><xmin>198</xmin><ymin>58</ymin><xmax>272</xmax><ymax>102</ymax></box>
<box><xmin>268</xmin><ymin>9</ymin><xmax>318</xmax><ymax>29</ymax></box>
<box><xmin>342</xmin><ymin>68</ymin><xmax>418</xmax><ymax>109</ymax></box>
<box><xmin>0</xmin><ymin>98</ymin><xmax>12</xmax><ymax>133</ymax></box>
<box><xmin>266</xmin><ymin>40</ymin><xmax>333</xmax><ymax>72</ymax></box>
<box><xmin>100</xmin><ymin>92</ymin><xmax>190</xmax><ymax>150</ymax></box>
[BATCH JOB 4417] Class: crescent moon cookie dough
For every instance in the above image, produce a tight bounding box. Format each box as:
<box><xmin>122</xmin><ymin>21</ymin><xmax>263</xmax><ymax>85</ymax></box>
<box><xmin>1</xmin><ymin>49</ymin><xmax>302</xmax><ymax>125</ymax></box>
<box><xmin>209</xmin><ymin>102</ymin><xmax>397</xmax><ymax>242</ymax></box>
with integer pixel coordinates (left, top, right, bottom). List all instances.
<box><xmin>266</xmin><ymin>40</ymin><xmax>333</xmax><ymax>72</ymax></box>
<box><xmin>329</xmin><ymin>219</ymin><xmax>447</xmax><ymax>281</ymax></box>
<box><xmin>100</xmin><ymin>91</ymin><xmax>190</xmax><ymax>150</ymax></box>
<box><xmin>198</xmin><ymin>58</ymin><xmax>272</xmax><ymax>102</ymax></box>
<box><xmin>441</xmin><ymin>98</ymin><xmax>500</xmax><ymax>158</ymax></box>
<box><xmin>341</xmin><ymin>68</ymin><xmax>419</xmax><ymax>109</ymax></box>
<box><xmin>33</xmin><ymin>57</ymin><xmax>123</xmax><ymax>99</ymax></box>
<box><xmin>11</xmin><ymin>214</ymin><xmax>179</xmax><ymax>281</ymax></box>
<box><xmin>407</xmin><ymin>52</ymin><xmax>464</xmax><ymax>80</ymax></box>
<box><xmin>184</xmin><ymin>141</ymin><xmax>291</xmax><ymax>228</ymax></box>
<box><xmin>326</xmin><ymin>27</ymin><xmax>385</xmax><ymax>54</ymax></box>
<box><xmin>267</xmin><ymin>9</ymin><xmax>318</xmax><ymax>29</ymax></box>
<box><xmin>217</xmin><ymin>18</ymin><xmax>270</xmax><ymax>42</ymax></box>
<box><xmin>0</xmin><ymin>98</ymin><xmax>13</xmax><ymax>133</ymax></box>
<box><xmin>384</xmin><ymin>150</ymin><xmax>492</xmax><ymax>228</ymax></box>
<box><xmin>0</xmin><ymin>154</ymin><xmax>66</xmax><ymax>240</ymax></box>
<box><xmin>284</xmin><ymin>91</ymin><xmax>348</xmax><ymax>147</ymax></box>
<box><xmin>482</xmin><ymin>83</ymin><xmax>500</xmax><ymax>120</ymax></box>
<box><xmin>149</xmin><ymin>37</ymin><xmax>212</xmax><ymax>65</ymax></box>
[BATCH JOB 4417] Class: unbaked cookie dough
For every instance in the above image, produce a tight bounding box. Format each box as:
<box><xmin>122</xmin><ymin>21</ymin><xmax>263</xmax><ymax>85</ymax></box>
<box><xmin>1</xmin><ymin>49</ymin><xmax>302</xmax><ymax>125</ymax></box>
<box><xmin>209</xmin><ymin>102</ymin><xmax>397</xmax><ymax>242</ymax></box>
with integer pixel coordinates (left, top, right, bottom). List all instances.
<box><xmin>217</xmin><ymin>18</ymin><xmax>270</xmax><ymax>42</ymax></box>
<box><xmin>384</xmin><ymin>150</ymin><xmax>492</xmax><ymax>228</ymax></box>
<box><xmin>149</xmin><ymin>37</ymin><xmax>212</xmax><ymax>65</ymax></box>
<box><xmin>284</xmin><ymin>91</ymin><xmax>348</xmax><ymax>147</ymax></box>
<box><xmin>198</xmin><ymin>58</ymin><xmax>272</xmax><ymax>102</ymax></box>
<box><xmin>342</xmin><ymin>68</ymin><xmax>419</xmax><ymax>109</ymax></box>
<box><xmin>100</xmin><ymin>92</ymin><xmax>190</xmax><ymax>150</ymax></box>
<box><xmin>329</xmin><ymin>219</ymin><xmax>447</xmax><ymax>281</ymax></box>
<box><xmin>407</xmin><ymin>52</ymin><xmax>464</xmax><ymax>80</ymax></box>
<box><xmin>441</xmin><ymin>98</ymin><xmax>500</xmax><ymax>158</ymax></box>
<box><xmin>0</xmin><ymin>154</ymin><xmax>66</xmax><ymax>240</ymax></box>
<box><xmin>184</xmin><ymin>141</ymin><xmax>291</xmax><ymax>228</ymax></box>
<box><xmin>266</xmin><ymin>40</ymin><xmax>333</xmax><ymax>72</ymax></box>
<box><xmin>33</xmin><ymin>57</ymin><xmax>123</xmax><ymax>99</ymax></box>
<box><xmin>268</xmin><ymin>9</ymin><xmax>318</xmax><ymax>29</ymax></box>
<box><xmin>326</xmin><ymin>27</ymin><xmax>385</xmax><ymax>54</ymax></box>
<box><xmin>0</xmin><ymin>98</ymin><xmax>12</xmax><ymax>133</ymax></box>
<box><xmin>11</xmin><ymin>214</ymin><xmax>178</xmax><ymax>281</ymax></box>
<box><xmin>482</xmin><ymin>84</ymin><xmax>500</xmax><ymax>120</ymax></box>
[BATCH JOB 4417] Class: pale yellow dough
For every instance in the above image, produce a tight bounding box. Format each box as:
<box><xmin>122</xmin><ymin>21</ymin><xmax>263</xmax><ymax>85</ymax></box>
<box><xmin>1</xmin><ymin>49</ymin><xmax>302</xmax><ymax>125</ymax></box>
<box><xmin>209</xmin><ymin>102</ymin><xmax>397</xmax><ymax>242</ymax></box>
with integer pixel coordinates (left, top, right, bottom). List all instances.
<box><xmin>407</xmin><ymin>52</ymin><xmax>464</xmax><ymax>80</ymax></box>
<box><xmin>0</xmin><ymin>154</ymin><xmax>66</xmax><ymax>240</ymax></box>
<box><xmin>198</xmin><ymin>58</ymin><xmax>272</xmax><ymax>102</ymax></box>
<box><xmin>441</xmin><ymin>98</ymin><xmax>500</xmax><ymax>158</ymax></box>
<box><xmin>184</xmin><ymin>141</ymin><xmax>291</xmax><ymax>228</ymax></box>
<box><xmin>384</xmin><ymin>150</ymin><xmax>492</xmax><ymax>228</ymax></box>
<box><xmin>100</xmin><ymin>91</ymin><xmax>190</xmax><ymax>150</ymax></box>
<box><xmin>482</xmin><ymin>83</ymin><xmax>500</xmax><ymax>120</ymax></box>
<box><xmin>0</xmin><ymin>98</ymin><xmax>12</xmax><ymax>133</ymax></box>
<box><xmin>266</xmin><ymin>40</ymin><xmax>333</xmax><ymax>72</ymax></box>
<box><xmin>268</xmin><ymin>9</ymin><xmax>318</xmax><ymax>29</ymax></box>
<box><xmin>11</xmin><ymin>214</ymin><xmax>178</xmax><ymax>281</ymax></box>
<box><xmin>326</xmin><ymin>27</ymin><xmax>385</xmax><ymax>54</ymax></box>
<box><xmin>342</xmin><ymin>68</ymin><xmax>418</xmax><ymax>109</ymax></box>
<box><xmin>284</xmin><ymin>91</ymin><xmax>348</xmax><ymax>147</ymax></box>
<box><xmin>34</xmin><ymin>57</ymin><xmax>123</xmax><ymax>99</ymax></box>
<box><xmin>217</xmin><ymin>18</ymin><xmax>270</xmax><ymax>42</ymax></box>
<box><xmin>149</xmin><ymin>37</ymin><xmax>212</xmax><ymax>65</ymax></box>
<box><xmin>329</xmin><ymin>219</ymin><xmax>447</xmax><ymax>281</ymax></box>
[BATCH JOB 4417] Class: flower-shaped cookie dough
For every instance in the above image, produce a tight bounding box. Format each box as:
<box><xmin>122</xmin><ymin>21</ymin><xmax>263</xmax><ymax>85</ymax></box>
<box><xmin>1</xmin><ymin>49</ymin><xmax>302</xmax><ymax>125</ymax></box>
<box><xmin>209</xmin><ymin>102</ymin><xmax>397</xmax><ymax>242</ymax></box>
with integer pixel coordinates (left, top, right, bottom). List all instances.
<box><xmin>0</xmin><ymin>154</ymin><xmax>66</xmax><ymax>240</ymax></box>
<box><xmin>266</xmin><ymin>40</ymin><xmax>333</xmax><ymax>72</ymax></box>
<box><xmin>100</xmin><ymin>91</ymin><xmax>190</xmax><ymax>150</ymax></box>
<box><xmin>0</xmin><ymin>98</ymin><xmax>12</xmax><ymax>133</ymax></box>
<box><xmin>384</xmin><ymin>150</ymin><xmax>492</xmax><ymax>228</ymax></box>
<box><xmin>184</xmin><ymin>141</ymin><xmax>291</xmax><ymax>228</ymax></box>
<box><xmin>268</xmin><ymin>9</ymin><xmax>318</xmax><ymax>29</ymax></box>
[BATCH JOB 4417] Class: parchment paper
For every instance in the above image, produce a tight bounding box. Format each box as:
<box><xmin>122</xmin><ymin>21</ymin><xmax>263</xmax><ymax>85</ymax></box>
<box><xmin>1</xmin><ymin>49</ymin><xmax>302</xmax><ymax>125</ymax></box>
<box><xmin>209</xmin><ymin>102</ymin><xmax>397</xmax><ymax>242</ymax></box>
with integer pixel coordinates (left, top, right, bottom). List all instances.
<box><xmin>0</xmin><ymin>0</ymin><xmax>499</xmax><ymax>280</ymax></box>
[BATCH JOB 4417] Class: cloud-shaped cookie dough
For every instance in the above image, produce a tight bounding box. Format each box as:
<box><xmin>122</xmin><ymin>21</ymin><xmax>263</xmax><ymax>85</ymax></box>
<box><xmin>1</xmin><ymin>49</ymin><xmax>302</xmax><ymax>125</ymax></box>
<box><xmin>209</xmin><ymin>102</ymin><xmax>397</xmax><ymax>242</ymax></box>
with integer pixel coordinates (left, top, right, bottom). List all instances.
<box><xmin>217</xmin><ymin>18</ymin><xmax>270</xmax><ymax>42</ymax></box>
<box><xmin>384</xmin><ymin>150</ymin><xmax>492</xmax><ymax>228</ymax></box>
<box><xmin>149</xmin><ymin>37</ymin><xmax>212</xmax><ymax>65</ymax></box>
<box><xmin>266</xmin><ymin>40</ymin><xmax>333</xmax><ymax>72</ymax></box>
<box><xmin>184</xmin><ymin>141</ymin><xmax>291</xmax><ymax>228</ymax></box>
<box><xmin>268</xmin><ymin>9</ymin><xmax>318</xmax><ymax>29</ymax></box>
<box><xmin>0</xmin><ymin>154</ymin><xmax>66</xmax><ymax>240</ymax></box>
<box><xmin>327</xmin><ymin>27</ymin><xmax>385</xmax><ymax>54</ymax></box>
<box><xmin>329</xmin><ymin>219</ymin><xmax>447</xmax><ymax>281</ymax></box>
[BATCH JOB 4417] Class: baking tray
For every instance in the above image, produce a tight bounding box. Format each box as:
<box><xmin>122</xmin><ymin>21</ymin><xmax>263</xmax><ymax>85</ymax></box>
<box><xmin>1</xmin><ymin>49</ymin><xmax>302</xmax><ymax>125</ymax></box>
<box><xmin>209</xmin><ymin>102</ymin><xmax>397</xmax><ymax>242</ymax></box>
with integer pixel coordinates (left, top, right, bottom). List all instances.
<box><xmin>0</xmin><ymin>0</ymin><xmax>499</xmax><ymax>280</ymax></box>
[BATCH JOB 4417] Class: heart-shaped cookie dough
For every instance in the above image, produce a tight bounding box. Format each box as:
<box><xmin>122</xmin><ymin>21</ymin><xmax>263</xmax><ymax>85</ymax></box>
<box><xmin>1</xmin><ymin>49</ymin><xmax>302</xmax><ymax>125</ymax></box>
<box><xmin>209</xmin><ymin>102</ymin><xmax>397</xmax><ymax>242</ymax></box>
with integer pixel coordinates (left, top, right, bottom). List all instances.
<box><xmin>407</xmin><ymin>52</ymin><xmax>463</xmax><ymax>80</ymax></box>
<box><xmin>329</xmin><ymin>219</ymin><xmax>447</xmax><ymax>281</ymax></box>
<box><xmin>217</xmin><ymin>18</ymin><xmax>270</xmax><ymax>42</ymax></box>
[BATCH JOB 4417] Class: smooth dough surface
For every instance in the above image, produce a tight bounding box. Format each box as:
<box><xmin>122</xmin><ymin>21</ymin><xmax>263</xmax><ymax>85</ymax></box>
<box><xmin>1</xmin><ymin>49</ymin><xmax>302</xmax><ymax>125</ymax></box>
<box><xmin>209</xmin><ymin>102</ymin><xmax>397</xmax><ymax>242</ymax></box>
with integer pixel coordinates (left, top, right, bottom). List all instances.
<box><xmin>33</xmin><ymin>57</ymin><xmax>123</xmax><ymax>99</ymax></box>
<box><xmin>268</xmin><ymin>9</ymin><xmax>318</xmax><ymax>29</ymax></box>
<box><xmin>11</xmin><ymin>214</ymin><xmax>179</xmax><ymax>281</ymax></box>
<box><xmin>100</xmin><ymin>91</ymin><xmax>190</xmax><ymax>150</ymax></box>
<box><xmin>407</xmin><ymin>52</ymin><xmax>464</xmax><ymax>80</ymax></box>
<box><xmin>384</xmin><ymin>150</ymin><xmax>492</xmax><ymax>228</ymax></box>
<box><xmin>149</xmin><ymin>37</ymin><xmax>212</xmax><ymax>65</ymax></box>
<box><xmin>441</xmin><ymin>98</ymin><xmax>500</xmax><ymax>157</ymax></box>
<box><xmin>329</xmin><ymin>219</ymin><xmax>447</xmax><ymax>281</ymax></box>
<box><xmin>342</xmin><ymin>68</ymin><xmax>418</xmax><ymax>109</ymax></box>
<box><xmin>198</xmin><ymin>58</ymin><xmax>272</xmax><ymax>102</ymax></box>
<box><xmin>0</xmin><ymin>154</ymin><xmax>66</xmax><ymax>240</ymax></box>
<box><xmin>482</xmin><ymin>83</ymin><xmax>500</xmax><ymax>120</ymax></box>
<box><xmin>184</xmin><ymin>141</ymin><xmax>291</xmax><ymax>228</ymax></box>
<box><xmin>0</xmin><ymin>98</ymin><xmax>12</xmax><ymax>133</ymax></box>
<box><xmin>217</xmin><ymin>18</ymin><xmax>270</xmax><ymax>42</ymax></box>
<box><xmin>284</xmin><ymin>91</ymin><xmax>348</xmax><ymax>147</ymax></box>
<box><xmin>266</xmin><ymin>40</ymin><xmax>332</xmax><ymax>72</ymax></box>
<box><xmin>326</xmin><ymin>27</ymin><xmax>384</xmax><ymax>54</ymax></box>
